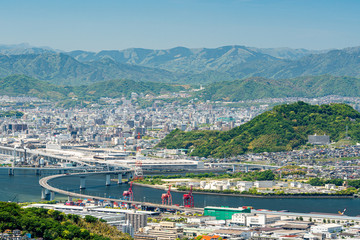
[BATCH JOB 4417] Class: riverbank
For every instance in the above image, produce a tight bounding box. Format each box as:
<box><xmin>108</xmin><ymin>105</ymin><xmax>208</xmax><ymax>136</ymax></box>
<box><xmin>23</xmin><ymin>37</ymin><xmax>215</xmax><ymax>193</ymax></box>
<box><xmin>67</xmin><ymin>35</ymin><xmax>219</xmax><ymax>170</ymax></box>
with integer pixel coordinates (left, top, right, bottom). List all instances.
<box><xmin>144</xmin><ymin>169</ymin><xmax>226</xmax><ymax>174</ymax></box>
<box><xmin>132</xmin><ymin>182</ymin><xmax>355</xmax><ymax>199</ymax></box>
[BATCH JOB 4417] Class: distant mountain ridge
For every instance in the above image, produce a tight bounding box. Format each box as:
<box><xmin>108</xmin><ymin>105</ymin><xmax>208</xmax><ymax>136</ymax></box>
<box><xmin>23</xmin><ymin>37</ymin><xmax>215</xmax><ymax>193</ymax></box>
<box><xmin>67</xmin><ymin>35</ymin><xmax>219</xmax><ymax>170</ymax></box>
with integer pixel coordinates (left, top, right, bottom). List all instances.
<box><xmin>0</xmin><ymin>53</ymin><xmax>177</xmax><ymax>85</ymax></box>
<box><xmin>227</xmin><ymin>46</ymin><xmax>360</xmax><ymax>79</ymax></box>
<box><xmin>0</xmin><ymin>43</ymin><xmax>58</xmax><ymax>55</ymax></box>
<box><xmin>1</xmin><ymin>44</ymin><xmax>360</xmax><ymax>85</ymax></box>
<box><xmin>67</xmin><ymin>45</ymin><xmax>322</xmax><ymax>73</ymax></box>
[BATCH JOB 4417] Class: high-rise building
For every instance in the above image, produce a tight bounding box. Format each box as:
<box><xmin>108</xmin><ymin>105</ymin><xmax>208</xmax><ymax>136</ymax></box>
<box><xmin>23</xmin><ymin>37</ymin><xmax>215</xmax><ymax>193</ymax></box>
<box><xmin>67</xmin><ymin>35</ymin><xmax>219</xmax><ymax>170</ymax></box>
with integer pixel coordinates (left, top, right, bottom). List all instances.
<box><xmin>125</xmin><ymin>211</ymin><xmax>148</xmax><ymax>232</ymax></box>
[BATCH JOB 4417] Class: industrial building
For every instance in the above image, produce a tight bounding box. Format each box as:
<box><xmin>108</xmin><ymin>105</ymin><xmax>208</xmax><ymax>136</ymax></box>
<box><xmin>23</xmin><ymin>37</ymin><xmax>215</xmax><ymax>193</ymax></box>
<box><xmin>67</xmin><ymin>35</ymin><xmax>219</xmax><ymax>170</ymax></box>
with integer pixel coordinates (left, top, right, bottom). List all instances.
<box><xmin>204</xmin><ymin>206</ymin><xmax>252</xmax><ymax>220</ymax></box>
<box><xmin>308</xmin><ymin>134</ymin><xmax>330</xmax><ymax>145</ymax></box>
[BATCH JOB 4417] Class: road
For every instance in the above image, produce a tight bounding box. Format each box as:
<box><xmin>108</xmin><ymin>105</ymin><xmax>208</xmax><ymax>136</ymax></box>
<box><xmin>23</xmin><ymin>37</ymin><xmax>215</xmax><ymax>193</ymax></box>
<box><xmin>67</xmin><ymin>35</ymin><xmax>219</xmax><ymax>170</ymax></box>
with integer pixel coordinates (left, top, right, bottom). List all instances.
<box><xmin>39</xmin><ymin>172</ymin><xmax>204</xmax><ymax>213</ymax></box>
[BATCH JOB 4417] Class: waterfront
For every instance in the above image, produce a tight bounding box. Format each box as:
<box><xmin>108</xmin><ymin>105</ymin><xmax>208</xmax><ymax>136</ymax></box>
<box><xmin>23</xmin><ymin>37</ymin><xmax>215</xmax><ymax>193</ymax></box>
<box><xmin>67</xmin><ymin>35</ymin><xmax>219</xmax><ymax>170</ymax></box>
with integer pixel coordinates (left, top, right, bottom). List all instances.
<box><xmin>2</xmin><ymin>168</ymin><xmax>360</xmax><ymax>216</ymax></box>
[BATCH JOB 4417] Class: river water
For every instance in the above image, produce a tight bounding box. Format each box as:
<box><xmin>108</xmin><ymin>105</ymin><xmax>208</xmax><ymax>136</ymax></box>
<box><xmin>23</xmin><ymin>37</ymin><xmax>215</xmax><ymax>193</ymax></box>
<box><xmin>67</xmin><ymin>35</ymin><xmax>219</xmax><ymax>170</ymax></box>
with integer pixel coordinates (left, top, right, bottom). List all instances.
<box><xmin>1</xmin><ymin>168</ymin><xmax>360</xmax><ymax>216</ymax></box>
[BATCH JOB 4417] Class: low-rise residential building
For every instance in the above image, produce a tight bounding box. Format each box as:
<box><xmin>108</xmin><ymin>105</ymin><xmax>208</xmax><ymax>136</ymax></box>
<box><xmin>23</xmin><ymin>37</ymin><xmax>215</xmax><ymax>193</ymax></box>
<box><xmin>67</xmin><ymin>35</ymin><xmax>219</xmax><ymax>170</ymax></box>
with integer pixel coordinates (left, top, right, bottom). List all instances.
<box><xmin>310</xmin><ymin>224</ymin><xmax>342</xmax><ymax>234</ymax></box>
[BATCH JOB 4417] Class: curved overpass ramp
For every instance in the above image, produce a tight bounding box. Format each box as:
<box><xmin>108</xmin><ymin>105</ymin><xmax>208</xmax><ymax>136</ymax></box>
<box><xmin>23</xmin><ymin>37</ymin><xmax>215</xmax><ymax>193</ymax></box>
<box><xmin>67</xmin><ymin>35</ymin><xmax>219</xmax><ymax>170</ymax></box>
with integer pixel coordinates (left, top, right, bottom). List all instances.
<box><xmin>39</xmin><ymin>172</ymin><xmax>203</xmax><ymax>213</ymax></box>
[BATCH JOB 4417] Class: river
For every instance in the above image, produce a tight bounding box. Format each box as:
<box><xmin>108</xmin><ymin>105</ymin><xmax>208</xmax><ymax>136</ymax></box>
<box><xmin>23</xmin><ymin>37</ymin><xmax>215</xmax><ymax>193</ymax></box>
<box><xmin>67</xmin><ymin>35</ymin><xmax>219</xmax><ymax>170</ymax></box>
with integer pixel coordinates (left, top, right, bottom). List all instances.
<box><xmin>1</xmin><ymin>168</ymin><xmax>360</xmax><ymax>216</ymax></box>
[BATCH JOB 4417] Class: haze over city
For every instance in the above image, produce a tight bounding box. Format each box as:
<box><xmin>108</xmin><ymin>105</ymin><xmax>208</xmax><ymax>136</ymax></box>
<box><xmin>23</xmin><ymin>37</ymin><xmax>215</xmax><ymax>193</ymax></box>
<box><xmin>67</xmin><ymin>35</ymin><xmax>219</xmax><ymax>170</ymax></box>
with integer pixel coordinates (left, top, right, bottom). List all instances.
<box><xmin>1</xmin><ymin>0</ymin><xmax>360</xmax><ymax>51</ymax></box>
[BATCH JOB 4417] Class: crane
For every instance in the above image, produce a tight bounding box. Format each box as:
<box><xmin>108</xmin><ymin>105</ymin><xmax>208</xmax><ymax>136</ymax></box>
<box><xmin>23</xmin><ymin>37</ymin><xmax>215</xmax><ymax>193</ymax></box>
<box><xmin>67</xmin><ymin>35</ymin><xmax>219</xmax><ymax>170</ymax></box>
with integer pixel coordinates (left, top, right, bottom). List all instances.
<box><xmin>338</xmin><ymin>208</ymin><xmax>347</xmax><ymax>215</ymax></box>
<box><xmin>183</xmin><ymin>185</ymin><xmax>194</xmax><ymax>208</ymax></box>
<box><xmin>123</xmin><ymin>181</ymin><xmax>134</xmax><ymax>201</ymax></box>
<box><xmin>161</xmin><ymin>185</ymin><xmax>172</xmax><ymax>205</ymax></box>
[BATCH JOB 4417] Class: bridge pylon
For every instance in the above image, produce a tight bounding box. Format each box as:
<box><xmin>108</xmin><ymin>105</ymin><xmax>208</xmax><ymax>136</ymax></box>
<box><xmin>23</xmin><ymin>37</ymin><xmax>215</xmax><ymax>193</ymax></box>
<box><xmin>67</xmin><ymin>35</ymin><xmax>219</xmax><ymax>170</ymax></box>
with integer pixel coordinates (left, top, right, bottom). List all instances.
<box><xmin>80</xmin><ymin>176</ymin><xmax>86</xmax><ymax>189</ymax></box>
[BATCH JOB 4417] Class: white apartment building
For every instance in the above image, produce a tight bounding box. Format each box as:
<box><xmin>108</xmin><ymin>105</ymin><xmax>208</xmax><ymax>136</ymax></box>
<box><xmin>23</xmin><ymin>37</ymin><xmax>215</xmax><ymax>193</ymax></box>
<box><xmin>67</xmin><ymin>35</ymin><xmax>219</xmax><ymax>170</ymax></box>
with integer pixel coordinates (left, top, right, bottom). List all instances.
<box><xmin>254</xmin><ymin>181</ymin><xmax>275</xmax><ymax>188</ymax></box>
<box><xmin>237</xmin><ymin>181</ymin><xmax>253</xmax><ymax>192</ymax></box>
<box><xmin>231</xmin><ymin>213</ymin><xmax>280</xmax><ymax>227</ymax></box>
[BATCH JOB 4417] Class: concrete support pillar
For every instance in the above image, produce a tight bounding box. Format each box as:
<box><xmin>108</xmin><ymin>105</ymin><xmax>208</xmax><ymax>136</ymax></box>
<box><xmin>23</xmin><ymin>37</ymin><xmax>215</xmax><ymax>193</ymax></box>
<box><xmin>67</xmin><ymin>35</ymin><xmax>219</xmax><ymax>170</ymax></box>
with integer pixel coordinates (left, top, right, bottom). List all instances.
<box><xmin>41</xmin><ymin>188</ymin><xmax>46</xmax><ymax>200</ymax></box>
<box><xmin>80</xmin><ymin>176</ymin><xmax>86</xmax><ymax>189</ymax></box>
<box><xmin>106</xmin><ymin>174</ymin><xmax>111</xmax><ymax>186</ymax></box>
<box><xmin>118</xmin><ymin>174</ymin><xmax>122</xmax><ymax>184</ymax></box>
<box><xmin>245</xmin><ymin>166</ymin><xmax>249</xmax><ymax>173</ymax></box>
<box><xmin>68</xmin><ymin>196</ymin><xmax>73</xmax><ymax>202</ymax></box>
<box><xmin>45</xmin><ymin>189</ymin><xmax>50</xmax><ymax>195</ymax></box>
<box><xmin>94</xmin><ymin>199</ymin><xmax>99</xmax><ymax>206</ymax></box>
<box><xmin>110</xmin><ymin>201</ymin><xmax>114</xmax><ymax>208</ymax></box>
<box><xmin>49</xmin><ymin>191</ymin><xmax>55</xmax><ymax>201</ymax></box>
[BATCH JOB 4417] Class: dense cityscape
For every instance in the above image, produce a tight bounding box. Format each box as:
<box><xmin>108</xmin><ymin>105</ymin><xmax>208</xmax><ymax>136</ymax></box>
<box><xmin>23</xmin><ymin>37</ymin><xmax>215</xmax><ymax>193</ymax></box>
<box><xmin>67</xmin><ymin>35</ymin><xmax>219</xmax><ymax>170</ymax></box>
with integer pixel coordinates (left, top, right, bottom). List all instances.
<box><xmin>2</xmin><ymin>0</ymin><xmax>360</xmax><ymax>239</ymax></box>
<box><xmin>1</xmin><ymin>93</ymin><xmax>360</xmax><ymax>239</ymax></box>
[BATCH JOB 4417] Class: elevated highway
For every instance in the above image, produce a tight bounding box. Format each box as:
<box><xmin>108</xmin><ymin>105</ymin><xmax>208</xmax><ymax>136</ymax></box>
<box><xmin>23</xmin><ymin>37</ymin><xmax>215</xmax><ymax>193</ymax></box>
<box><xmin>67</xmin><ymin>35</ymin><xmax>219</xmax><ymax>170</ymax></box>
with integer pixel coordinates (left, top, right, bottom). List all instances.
<box><xmin>39</xmin><ymin>172</ymin><xmax>203</xmax><ymax>214</ymax></box>
<box><xmin>0</xmin><ymin>144</ymin><xmax>133</xmax><ymax>174</ymax></box>
<box><xmin>0</xmin><ymin>145</ymin><xmax>94</xmax><ymax>166</ymax></box>
<box><xmin>205</xmin><ymin>162</ymin><xmax>280</xmax><ymax>171</ymax></box>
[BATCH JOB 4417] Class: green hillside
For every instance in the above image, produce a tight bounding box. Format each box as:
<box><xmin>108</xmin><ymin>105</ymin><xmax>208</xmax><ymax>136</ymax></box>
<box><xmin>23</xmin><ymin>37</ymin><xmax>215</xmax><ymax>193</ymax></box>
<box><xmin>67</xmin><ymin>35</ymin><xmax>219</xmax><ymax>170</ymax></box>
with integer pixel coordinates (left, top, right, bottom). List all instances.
<box><xmin>199</xmin><ymin>75</ymin><xmax>360</xmax><ymax>101</ymax></box>
<box><xmin>78</xmin><ymin>78</ymin><xmax>185</xmax><ymax>100</ymax></box>
<box><xmin>0</xmin><ymin>75</ymin><xmax>69</xmax><ymax>100</ymax></box>
<box><xmin>0</xmin><ymin>75</ymin><xmax>185</xmax><ymax>101</ymax></box>
<box><xmin>0</xmin><ymin>202</ymin><xmax>131</xmax><ymax>239</ymax></box>
<box><xmin>0</xmin><ymin>53</ymin><xmax>177</xmax><ymax>85</ymax></box>
<box><xmin>157</xmin><ymin>102</ymin><xmax>360</xmax><ymax>157</ymax></box>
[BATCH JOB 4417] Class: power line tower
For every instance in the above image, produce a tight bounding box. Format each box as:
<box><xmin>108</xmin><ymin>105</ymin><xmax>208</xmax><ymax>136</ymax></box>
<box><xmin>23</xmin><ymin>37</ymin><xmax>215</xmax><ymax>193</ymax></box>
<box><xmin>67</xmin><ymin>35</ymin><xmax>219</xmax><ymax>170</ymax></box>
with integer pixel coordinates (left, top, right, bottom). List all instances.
<box><xmin>134</xmin><ymin>133</ymin><xmax>143</xmax><ymax>180</ymax></box>
<box><xmin>123</xmin><ymin>137</ymin><xmax>127</xmax><ymax>152</ymax></box>
<box><xmin>134</xmin><ymin>159</ymin><xmax>143</xmax><ymax>180</ymax></box>
<box><xmin>345</xmin><ymin>125</ymin><xmax>350</xmax><ymax>139</ymax></box>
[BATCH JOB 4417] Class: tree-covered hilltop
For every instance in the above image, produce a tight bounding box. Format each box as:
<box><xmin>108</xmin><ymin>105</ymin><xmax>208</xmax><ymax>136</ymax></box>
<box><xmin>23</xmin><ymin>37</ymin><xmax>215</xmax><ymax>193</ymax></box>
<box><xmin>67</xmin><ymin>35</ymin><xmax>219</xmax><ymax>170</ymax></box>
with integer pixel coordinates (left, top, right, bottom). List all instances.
<box><xmin>0</xmin><ymin>202</ymin><xmax>132</xmax><ymax>240</ymax></box>
<box><xmin>157</xmin><ymin>102</ymin><xmax>360</xmax><ymax>157</ymax></box>
<box><xmin>0</xmin><ymin>75</ymin><xmax>185</xmax><ymax>101</ymax></box>
<box><xmin>199</xmin><ymin>75</ymin><xmax>360</xmax><ymax>101</ymax></box>
<box><xmin>0</xmin><ymin>53</ymin><xmax>178</xmax><ymax>85</ymax></box>
<box><xmin>0</xmin><ymin>75</ymin><xmax>70</xmax><ymax>100</ymax></box>
<box><xmin>0</xmin><ymin>110</ymin><xmax>24</xmax><ymax>118</ymax></box>
<box><xmin>77</xmin><ymin>78</ymin><xmax>185</xmax><ymax>101</ymax></box>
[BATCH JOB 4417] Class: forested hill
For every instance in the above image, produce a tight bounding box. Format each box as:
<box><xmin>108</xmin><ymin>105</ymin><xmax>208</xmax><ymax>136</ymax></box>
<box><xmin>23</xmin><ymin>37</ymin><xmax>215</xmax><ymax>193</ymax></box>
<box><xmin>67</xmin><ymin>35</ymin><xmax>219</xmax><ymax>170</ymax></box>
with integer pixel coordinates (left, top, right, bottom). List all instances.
<box><xmin>0</xmin><ymin>202</ymin><xmax>131</xmax><ymax>239</ymax></box>
<box><xmin>0</xmin><ymin>53</ymin><xmax>177</xmax><ymax>85</ymax></box>
<box><xmin>157</xmin><ymin>102</ymin><xmax>360</xmax><ymax>157</ymax></box>
<box><xmin>0</xmin><ymin>75</ymin><xmax>185</xmax><ymax>100</ymax></box>
<box><xmin>198</xmin><ymin>75</ymin><xmax>360</xmax><ymax>101</ymax></box>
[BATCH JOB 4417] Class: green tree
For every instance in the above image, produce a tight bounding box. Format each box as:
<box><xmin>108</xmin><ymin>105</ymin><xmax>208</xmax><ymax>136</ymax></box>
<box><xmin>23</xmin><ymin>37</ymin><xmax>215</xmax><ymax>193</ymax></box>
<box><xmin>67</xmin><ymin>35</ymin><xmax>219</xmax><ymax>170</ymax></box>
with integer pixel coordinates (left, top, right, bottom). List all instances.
<box><xmin>85</xmin><ymin>215</ymin><xmax>98</xmax><ymax>223</ymax></box>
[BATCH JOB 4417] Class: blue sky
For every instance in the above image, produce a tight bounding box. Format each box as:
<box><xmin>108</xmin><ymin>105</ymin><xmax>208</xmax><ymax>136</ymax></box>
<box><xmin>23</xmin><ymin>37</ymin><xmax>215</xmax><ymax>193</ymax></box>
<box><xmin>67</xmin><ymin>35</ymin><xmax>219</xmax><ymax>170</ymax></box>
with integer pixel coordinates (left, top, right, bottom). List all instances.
<box><xmin>0</xmin><ymin>0</ymin><xmax>359</xmax><ymax>51</ymax></box>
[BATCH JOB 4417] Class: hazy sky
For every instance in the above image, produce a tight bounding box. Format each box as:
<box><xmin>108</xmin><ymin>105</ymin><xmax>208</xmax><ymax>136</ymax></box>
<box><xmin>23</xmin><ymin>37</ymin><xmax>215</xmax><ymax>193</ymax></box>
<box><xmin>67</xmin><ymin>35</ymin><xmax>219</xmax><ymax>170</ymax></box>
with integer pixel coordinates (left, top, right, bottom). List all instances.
<box><xmin>1</xmin><ymin>0</ymin><xmax>359</xmax><ymax>51</ymax></box>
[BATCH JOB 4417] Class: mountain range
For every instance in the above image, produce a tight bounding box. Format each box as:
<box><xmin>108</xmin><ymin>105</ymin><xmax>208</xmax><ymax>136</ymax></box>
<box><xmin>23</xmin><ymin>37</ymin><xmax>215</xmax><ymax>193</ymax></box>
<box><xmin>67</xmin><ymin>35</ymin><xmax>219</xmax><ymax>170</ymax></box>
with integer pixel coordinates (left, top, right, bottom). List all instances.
<box><xmin>3</xmin><ymin>44</ymin><xmax>360</xmax><ymax>85</ymax></box>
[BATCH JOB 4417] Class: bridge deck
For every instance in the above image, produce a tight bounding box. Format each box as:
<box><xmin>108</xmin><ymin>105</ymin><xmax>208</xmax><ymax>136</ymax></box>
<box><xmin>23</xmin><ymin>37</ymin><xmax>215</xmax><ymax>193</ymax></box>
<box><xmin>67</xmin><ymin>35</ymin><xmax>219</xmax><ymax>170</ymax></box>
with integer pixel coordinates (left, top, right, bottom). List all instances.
<box><xmin>39</xmin><ymin>172</ymin><xmax>203</xmax><ymax>213</ymax></box>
